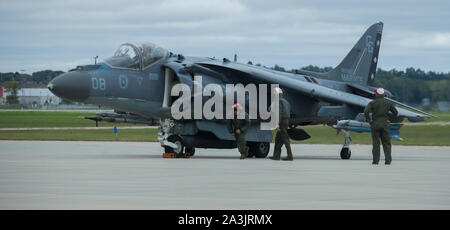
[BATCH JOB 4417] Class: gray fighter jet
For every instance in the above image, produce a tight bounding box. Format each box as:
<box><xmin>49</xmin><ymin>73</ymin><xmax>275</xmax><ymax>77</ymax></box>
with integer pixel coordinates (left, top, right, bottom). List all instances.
<box><xmin>48</xmin><ymin>22</ymin><xmax>433</xmax><ymax>159</ymax></box>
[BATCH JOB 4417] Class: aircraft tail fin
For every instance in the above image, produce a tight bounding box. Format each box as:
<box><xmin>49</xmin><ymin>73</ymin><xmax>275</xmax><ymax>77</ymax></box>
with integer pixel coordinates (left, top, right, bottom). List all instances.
<box><xmin>323</xmin><ymin>22</ymin><xmax>383</xmax><ymax>86</ymax></box>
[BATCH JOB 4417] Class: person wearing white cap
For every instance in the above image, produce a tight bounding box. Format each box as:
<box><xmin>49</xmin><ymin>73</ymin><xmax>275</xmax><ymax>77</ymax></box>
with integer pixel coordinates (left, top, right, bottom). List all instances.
<box><xmin>270</xmin><ymin>87</ymin><xmax>293</xmax><ymax>161</ymax></box>
<box><xmin>364</xmin><ymin>87</ymin><xmax>398</xmax><ymax>165</ymax></box>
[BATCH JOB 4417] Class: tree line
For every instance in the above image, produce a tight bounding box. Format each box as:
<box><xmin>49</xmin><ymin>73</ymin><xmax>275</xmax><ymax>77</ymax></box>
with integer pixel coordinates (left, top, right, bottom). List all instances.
<box><xmin>0</xmin><ymin>70</ymin><xmax>64</xmax><ymax>85</ymax></box>
<box><xmin>282</xmin><ymin>65</ymin><xmax>449</xmax><ymax>106</ymax></box>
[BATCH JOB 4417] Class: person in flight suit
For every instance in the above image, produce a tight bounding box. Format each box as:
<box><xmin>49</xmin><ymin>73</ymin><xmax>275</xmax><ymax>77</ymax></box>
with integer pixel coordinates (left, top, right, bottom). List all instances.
<box><xmin>364</xmin><ymin>88</ymin><xmax>398</xmax><ymax>165</ymax></box>
<box><xmin>269</xmin><ymin>87</ymin><xmax>293</xmax><ymax>161</ymax></box>
<box><xmin>227</xmin><ymin>103</ymin><xmax>251</xmax><ymax>159</ymax></box>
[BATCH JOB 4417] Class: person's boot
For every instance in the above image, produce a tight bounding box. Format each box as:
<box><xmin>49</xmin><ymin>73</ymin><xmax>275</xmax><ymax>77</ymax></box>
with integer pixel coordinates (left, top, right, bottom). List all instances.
<box><xmin>282</xmin><ymin>150</ymin><xmax>294</xmax><ymax>161</ymax></box>
<box><xmin>269</xmin><ymin>155</ymin><xmax>280</xmax><ymax>160</ymax></box>
<box><xmin>240</xmin><ymin>148</ymin><xmax>248</xmax><ymax>159</ymax></box>
<box><xmin>282</xmin><ymin>156</ymin><xmax>293</xmax><ymax>161</ymax></box>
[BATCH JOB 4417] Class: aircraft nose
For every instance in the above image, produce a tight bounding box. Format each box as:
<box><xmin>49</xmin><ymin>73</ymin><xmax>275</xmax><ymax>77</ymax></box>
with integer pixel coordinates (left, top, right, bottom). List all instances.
<box><xmin>48</xmin><ymin>71</ymin><xmax>90</xmax><ymax>102</ymax></box>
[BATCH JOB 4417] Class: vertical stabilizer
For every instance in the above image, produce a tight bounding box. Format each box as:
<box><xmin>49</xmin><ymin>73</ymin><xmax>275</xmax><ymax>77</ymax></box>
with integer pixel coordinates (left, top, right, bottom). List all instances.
<box><xmin>324</xmin><ymin>22</ymin><xmax>383</xmax><ymax>86</ymax></box>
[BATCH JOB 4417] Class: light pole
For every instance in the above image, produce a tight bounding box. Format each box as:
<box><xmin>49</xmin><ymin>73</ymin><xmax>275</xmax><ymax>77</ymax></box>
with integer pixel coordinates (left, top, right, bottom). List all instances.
<box><xmin>94</xmin><ymin>56</ymin><xmax>98</xmax><ymax>64</ymax></box>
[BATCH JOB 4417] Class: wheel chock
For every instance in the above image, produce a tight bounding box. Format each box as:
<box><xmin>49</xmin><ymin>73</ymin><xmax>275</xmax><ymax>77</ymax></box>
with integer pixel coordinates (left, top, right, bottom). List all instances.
<box><xmin>162</xmin><ymin>153</ymin><xmax>191</xmax><ymax>158</ymax></box>
<box><xmin>162</xmin><ymin>152</ymin><xmax>177</xmax><ymax>158</ymax></box>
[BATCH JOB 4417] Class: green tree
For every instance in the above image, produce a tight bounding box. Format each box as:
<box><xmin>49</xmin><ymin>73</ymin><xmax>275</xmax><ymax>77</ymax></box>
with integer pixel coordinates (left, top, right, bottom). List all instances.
<box><xmin>273</xmin><ymin>64</ymin><xmax>286</xmax><ymax>72</ymax></box>
<box><xmin>301</xmin><ymin>65</ymin><xmax>332</xmax><ymax>73</ymax></box>
<box><xmin>32</xmin><ymin>70</ymin><xmax>64</xmax><ymax>84</ymax></box>
<box><xmin>5</xmin><ymin>81</ymin><xmax>20</xmax><ymax>104</ymax></box>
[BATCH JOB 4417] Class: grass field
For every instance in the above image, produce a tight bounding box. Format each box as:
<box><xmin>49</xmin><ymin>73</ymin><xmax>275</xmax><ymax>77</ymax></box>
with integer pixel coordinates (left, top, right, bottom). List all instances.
<box><xmin>0</xmin><ymin>125</ymin><xmax>448</xmax><ymax>146</ymax></box>
<box><xmin>0</xmin><ymin>111</ymin><xmax>449</xmax><ymax>145</ymax></box>
<box><xmin>296</xmin><ymin>125</ymin><xmax>450</xmax><ymax>146</ymax></box>
<box><xmin>424</xmin><ymin>110</ymin><xmax>450</xmax><ymax>122</ymax></box>
<box><xmin>0</xmin><ymin>128</ymin><xmax>157</xmax><ymax>142</ymax></box>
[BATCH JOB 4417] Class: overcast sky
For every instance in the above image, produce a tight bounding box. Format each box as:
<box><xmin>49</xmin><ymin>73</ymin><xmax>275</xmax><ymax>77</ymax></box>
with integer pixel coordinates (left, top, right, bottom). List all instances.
<box><xmin>1</xmin><ymin>0</ymin><xmax>449</xmax><ymax>74</ymax></box>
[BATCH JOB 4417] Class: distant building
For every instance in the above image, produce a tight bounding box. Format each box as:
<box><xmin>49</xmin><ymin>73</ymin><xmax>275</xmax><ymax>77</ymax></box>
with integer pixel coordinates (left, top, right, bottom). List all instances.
<box><xmin>437</xmin><ymin>101</ymin><xmax>450</xmax><ymax>111</ymax></box>
<box><xmin>1</xmin><ymin>88</ymin><xmax>62</xmax><ymax>107</ymax></box>
<box><xmin>0</xmin><ymin>87</ymin><xmax>4</xmax><ymax>104</ymax></box>
<box><xmin>421</xmin><ymin>98</ymin><xmax>430</xmax><ymax>106</ymax></box>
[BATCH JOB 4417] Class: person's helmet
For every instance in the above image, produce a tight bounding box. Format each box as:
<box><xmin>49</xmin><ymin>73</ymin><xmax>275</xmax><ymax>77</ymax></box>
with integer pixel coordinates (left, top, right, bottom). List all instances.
<box><xmin>232</xmin><ymin>103</ymin><xmax>242</xmax><ymax>110</ymax></box>
<box><xmin>274</xmin><ymin>87</ymin><xmax>283</xmax><ymax>95</ymax></box>
<box><xmin>375</xmin><ymin>87</ymin><xmax>386</xmax><ymax>96</ymax></box>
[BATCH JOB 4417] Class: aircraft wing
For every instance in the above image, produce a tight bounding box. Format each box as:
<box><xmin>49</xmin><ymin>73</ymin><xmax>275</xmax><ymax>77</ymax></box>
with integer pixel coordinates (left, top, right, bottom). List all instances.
<box><xmin>197</xmin><ymin>61</ymin><xmax>430</xmax><ymax>122</ymax></box>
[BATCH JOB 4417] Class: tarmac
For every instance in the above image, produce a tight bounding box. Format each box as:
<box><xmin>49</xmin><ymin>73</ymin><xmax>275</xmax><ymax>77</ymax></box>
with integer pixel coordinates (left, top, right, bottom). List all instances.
<box><xmin>0</xmin><ymin>140</ymin><xmax>449</xmax><ymax>209</ymax></box>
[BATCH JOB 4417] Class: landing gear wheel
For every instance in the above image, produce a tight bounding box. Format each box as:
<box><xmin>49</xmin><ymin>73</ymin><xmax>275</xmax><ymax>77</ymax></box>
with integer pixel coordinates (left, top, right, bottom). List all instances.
<box><xmin>164</xmin><ymin>135</ymin><xmax>184</xmax><ymax>157</ymax></box>
<box><xmin>340</xmin><ymin>147</ymin><xmax>351</xmax><ymax>159</ymax></box>
<box><xmin>185</xmin><ymin>147</ymin><xmax>195</xmax><ymax>157</ymax></box>
<box><xmin>249</xmin><ymin>142</ymin><xmax>270</xmax><ymax>158</ymax></box>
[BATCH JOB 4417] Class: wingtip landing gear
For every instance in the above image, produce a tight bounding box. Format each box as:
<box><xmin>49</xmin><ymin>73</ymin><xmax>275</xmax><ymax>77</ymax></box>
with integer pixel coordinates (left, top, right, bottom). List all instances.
<box><xmin>340</xmin><ymin>146</ymin><xmax>351</xmax><ymax>159</ymax></box>
<box><xmin>340</xmin><ymin>130</ymin><xmax>352</xmax><ymax>160</ymax></box>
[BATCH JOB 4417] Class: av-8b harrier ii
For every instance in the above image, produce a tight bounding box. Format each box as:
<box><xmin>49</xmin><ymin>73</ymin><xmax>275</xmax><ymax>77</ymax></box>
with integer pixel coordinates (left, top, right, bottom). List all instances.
<box><xmin>48</xmin><ymin>22</ymin><xmax>434</xmax><ymax>159</ymax></box>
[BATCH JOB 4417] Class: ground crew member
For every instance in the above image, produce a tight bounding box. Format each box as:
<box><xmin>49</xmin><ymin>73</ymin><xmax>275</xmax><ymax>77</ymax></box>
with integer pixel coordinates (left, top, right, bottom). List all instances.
<box><xmin>364</xmin><ymin>88</ymin><xmax>398</xmax><ymax>165</ymax></box>
<box><xmin>270</xmin><ymin>88</ymin><xmax>293</xmax><ymax>161</ymax></box>
<box><xmin>227</xmin><ymin>103</ymin><xmax>250</xmax><ymax>159</ymax></box>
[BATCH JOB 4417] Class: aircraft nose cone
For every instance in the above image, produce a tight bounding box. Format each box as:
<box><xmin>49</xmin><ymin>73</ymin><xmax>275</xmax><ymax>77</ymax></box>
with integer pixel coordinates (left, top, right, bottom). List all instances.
<box><xmin>48</xmin><ymin>71</ymin><xmax>90</xmax><ymax>102</ymax></box>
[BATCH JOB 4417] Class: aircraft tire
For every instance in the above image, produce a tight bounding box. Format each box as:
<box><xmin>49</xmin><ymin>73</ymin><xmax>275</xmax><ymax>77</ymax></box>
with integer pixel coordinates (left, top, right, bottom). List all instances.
<box><xmin>165</xmin><ymin>135</ymin><xmax>185</xmax><ymax>157</ymax></box>
<box><xmin>185</xmin><ymin>147</ymin><xmax>195</xmax><ymax>157</ymax></box>
<box><xmin>249</xmin><ymin>142</ymin><xmax>270</xmax><ymax>158</ymax></box>
<box><xmin>340</xmin><ymin>147</ymin><xmax>351</xmax><ymax>159</ymax></box>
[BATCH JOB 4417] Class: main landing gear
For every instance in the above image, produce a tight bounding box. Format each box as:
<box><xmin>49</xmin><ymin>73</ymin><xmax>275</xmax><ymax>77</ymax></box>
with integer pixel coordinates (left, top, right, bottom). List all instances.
<box><xmin>247</xmin><ymin>142</ymin><xmax>270</xmax><ymax>158</ymax></box>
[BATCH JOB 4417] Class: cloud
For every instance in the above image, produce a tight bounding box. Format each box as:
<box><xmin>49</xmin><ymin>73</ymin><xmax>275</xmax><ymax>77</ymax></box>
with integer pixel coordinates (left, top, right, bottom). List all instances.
<box><xmin>397</xmin><ymin>33</ymin><xmax>450</xmax><ymax>49</ymax></box>
<box><xmin>0</xmin><ymin>0</ymin><xmax>449</xmax><ymax>73</ymax></box>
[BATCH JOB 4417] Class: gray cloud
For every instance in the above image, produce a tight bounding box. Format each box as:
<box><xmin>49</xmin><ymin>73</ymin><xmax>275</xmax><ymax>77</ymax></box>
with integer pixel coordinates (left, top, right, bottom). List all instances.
<box><xmin>0</xmin><ymin>0</ymin><xmax>449</xmax><ymax>73</ymax></box>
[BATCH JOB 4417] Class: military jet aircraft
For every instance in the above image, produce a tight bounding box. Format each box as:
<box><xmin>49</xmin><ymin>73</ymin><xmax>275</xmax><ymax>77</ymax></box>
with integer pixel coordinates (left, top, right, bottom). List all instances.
<box><xmin>48</xmin><ymin>22</ymin><xmax>434</xmax><ymax>159</ymax></box>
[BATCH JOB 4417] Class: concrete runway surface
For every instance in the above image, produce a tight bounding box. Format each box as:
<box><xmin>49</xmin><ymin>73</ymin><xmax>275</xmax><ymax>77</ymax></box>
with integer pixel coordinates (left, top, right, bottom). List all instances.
<box><xmin>0</xmin><ymin>140</ymin><xmax>449</xmax><ymax>209</ymax></box>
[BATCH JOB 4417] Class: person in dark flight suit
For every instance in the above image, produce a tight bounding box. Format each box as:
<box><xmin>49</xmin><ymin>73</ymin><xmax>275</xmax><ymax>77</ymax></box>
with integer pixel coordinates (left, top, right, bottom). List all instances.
<box><xmin>227</xmin><ymin>103</ymin><xmax>250</xmax><ymax>159</ymax></box>
<box><xmin>364</xmin><ymin>88</ymin><xmax>398</xmax><ymax>165</ymax></box>
<box><xmin>269</xmin><ymin>87</ymin><xmax>293</xmax><ymax>161</ymax></box>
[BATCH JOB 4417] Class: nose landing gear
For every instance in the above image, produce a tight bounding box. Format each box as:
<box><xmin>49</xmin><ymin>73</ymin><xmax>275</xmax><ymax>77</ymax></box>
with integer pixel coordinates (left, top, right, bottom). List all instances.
<box><xmin>158</xmin><ymin>119</ymin><xmax>195</xmax><ymax>158</ymax></box>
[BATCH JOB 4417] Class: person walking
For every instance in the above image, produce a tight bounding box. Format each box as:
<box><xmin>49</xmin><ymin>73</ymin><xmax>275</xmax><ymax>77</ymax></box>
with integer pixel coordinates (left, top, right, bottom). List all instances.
<box><xmin>269</xmin><ymin>88</ymin><xmax>293</xmax><ymax>161</ymax></box>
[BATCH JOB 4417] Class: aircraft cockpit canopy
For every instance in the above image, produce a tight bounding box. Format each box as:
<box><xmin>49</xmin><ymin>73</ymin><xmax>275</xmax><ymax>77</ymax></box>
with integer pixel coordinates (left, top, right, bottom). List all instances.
<box><xmin>104</xmin><ymin>42</ymin><xmax>169</xmax><ymax>69</ymax></box>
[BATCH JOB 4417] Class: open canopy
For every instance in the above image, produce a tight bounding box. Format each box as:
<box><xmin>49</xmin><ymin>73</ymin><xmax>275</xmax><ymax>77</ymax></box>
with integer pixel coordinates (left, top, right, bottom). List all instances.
<box><xmin>104</xmin><ymin>42</ymin><xmax>168</xmax><ymax>69</ymax></box>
